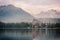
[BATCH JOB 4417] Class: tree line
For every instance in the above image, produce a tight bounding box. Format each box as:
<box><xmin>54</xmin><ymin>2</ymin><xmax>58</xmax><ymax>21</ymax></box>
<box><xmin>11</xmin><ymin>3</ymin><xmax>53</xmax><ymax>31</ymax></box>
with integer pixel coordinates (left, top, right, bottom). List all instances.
<box><xmin>0</xmin><ymin>21</ymin><xmax>60</xmax><ymax>36</ymax></box>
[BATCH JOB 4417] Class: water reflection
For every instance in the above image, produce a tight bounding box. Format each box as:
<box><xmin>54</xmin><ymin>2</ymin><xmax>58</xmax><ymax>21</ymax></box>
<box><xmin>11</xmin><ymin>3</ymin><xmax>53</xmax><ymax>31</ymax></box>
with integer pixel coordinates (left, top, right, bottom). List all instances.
<box><xmin>0</xmin><ymin>23</ymin><xmax>60</xmax><ymax>40</ymax></box>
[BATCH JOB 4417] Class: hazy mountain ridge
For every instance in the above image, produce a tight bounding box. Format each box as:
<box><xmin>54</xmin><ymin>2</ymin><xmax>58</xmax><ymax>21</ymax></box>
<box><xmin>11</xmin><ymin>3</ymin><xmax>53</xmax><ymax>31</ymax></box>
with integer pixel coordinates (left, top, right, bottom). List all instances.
<box><xmin>0</xmin><ymin>5</ymin><xmax>60</xmax><ymax>23</ymax></box>
<box><xmin>0</xmin><ymin>5</ymin><xmax>34</xmax><ymax>23</ymax></box>
<box><xmin>37</xmin><ymin>9</ymin><xmax>60</xmax><ymax>18</ymax></box>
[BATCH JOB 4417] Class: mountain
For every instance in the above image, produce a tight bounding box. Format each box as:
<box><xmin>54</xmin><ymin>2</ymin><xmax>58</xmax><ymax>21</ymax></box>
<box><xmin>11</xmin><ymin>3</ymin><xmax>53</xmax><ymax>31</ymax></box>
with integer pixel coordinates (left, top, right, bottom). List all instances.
<box><xmin>36</xmin><ymin>9</ymin><xmax>60</xmax><ymax>23</ymax></box>
<box><xmin>0</xmin><ymin>5</ymin><xmax>34</xmax><ymax>23</ymax></box>
<box><xmin>36</xmin><ymin>9</ymin><xmax>60</xmax><ymax>18</ymax></box>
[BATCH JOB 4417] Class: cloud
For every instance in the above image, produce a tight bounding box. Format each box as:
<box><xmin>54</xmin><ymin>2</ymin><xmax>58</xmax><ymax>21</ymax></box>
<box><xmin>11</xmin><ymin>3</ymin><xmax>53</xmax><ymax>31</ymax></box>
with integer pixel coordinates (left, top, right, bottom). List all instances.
<box><xmin>0</xmin><ymin>0</ymin><xmax>60</xmax><ymax>6</ymax></box>
<box><xmin>0</xmin><ymin>0</ymin><xmax>60</xmax><ymax>15</ymax></box>
<box><xmin>15</xmin><ymin>0</ymin><xmax>60</xmax><ymax>5</ymax></box>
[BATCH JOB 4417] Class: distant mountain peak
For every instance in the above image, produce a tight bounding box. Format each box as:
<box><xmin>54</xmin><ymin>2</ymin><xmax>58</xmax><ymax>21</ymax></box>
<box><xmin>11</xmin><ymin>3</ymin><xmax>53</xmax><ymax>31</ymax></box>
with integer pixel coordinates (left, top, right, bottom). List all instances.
<box><xmin>36</xmin><ymin>9</ymin><xmax>60</xmax><ymax>18</ymax></box>
<box><xmin>0</xmin><ymin>5</ymin><xmax>34</xmax><ymax>23</ymax></box>
<box><xmin>7</xmin><ymin>4</ymin><xmax>15</xmax><ymax>8</ymax></box>
<box><xmin>8</xmin><ymin>4</ymin><xmax>14</xmax><ymax>6</ymax></box>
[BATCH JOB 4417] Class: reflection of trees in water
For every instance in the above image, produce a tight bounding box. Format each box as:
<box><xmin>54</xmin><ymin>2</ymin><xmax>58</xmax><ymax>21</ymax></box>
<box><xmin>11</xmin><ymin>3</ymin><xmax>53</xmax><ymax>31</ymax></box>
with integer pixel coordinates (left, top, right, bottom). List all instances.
<box><xmin>0</xmin><ymin>22</ymin><xmax>5</xmax><ymax>33</ymax></box>
<box><xmin>32</xmin><ymin>23</ymin><xmax>60</xmax><ymax>38</ymax></box>
<box><xmin>0</xmin><ymin>21</ymin><xmax>60</xmax><ymax>38</ymax></box>
<box><xmin>55</xmin><ymin>23</ymin><xmax>60</xmax><ymax>38</ymax></box>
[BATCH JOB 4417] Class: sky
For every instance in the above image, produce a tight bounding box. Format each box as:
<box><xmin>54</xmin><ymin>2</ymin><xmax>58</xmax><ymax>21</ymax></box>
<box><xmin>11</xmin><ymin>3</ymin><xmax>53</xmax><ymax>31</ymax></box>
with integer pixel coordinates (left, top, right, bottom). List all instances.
<box><xmin>0</xmin><ymin>0</ymin><xmax>60</xmax><ymax>15</ymax></box>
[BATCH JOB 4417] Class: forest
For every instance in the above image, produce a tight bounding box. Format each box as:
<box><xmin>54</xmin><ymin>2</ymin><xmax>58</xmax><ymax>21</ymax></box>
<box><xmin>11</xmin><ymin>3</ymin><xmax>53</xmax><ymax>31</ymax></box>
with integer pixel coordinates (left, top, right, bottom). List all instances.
<box><xmin>0</xmin><ymin>21</ymin><xmax>60</xmax><ymax>37</ymax></box>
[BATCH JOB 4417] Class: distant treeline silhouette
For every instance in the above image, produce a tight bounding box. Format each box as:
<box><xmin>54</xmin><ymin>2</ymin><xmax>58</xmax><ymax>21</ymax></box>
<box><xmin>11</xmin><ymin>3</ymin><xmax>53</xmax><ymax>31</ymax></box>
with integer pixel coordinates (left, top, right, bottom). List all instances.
<box><xmin>0</xmin><ymin>21</ymin><xmax>60</xmax><ymax>36</ymax></box>
<box><xmin>0</xmin><ymin>22</ymin><xmax>32</xmax><ymax>33</ymax></box>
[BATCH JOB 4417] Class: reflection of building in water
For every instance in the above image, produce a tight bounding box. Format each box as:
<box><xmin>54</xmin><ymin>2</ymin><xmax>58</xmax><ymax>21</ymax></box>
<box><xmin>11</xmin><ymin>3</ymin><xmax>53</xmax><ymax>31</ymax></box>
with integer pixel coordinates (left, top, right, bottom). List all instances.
<box><xmin>32</xmin><ymin>19</ymin><xmax>40</xmax><ymax>38</ymax></box>
<box><xmin>32</xmin><ymin>19</ymin><xmax>49</xmax><ymax>38</ymax></box>
<box><xmin>32</xmin><ymin>18</ymin><xmax>60</xmax><ymax>38</ymax></box>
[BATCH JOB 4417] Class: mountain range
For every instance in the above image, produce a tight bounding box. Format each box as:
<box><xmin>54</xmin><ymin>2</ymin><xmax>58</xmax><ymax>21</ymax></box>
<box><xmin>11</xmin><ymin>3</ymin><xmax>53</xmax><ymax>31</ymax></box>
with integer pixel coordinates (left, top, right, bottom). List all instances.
<box><xmin>37</xmin><ymin>9</ymin><xmax>60</xmax><ymax>18</ymax></box>
<box><xmin>36</xmin><ymin>9</ymin><xmax>60</xmax><ymax>23</ymax></box>
<box><xmin>0</xmin><ymin>5</ymin><xmax>34</xmax><ymax>23</ymax></box>
<box><xmin>0</xmin><ymin>5</ymin><xmax>60</xmax><ymax>23</ymax></box>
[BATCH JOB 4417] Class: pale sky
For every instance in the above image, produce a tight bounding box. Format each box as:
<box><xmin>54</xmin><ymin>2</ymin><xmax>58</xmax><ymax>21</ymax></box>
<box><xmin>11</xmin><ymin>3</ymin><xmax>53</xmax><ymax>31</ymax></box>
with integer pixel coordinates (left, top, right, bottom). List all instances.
<box><xmin>0</xmin><ymin>0</ymin><xmax>60</xmax><ymax>15</ymax></box>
